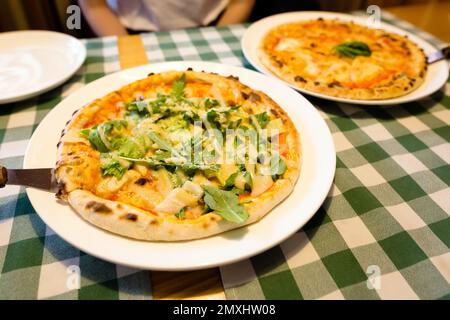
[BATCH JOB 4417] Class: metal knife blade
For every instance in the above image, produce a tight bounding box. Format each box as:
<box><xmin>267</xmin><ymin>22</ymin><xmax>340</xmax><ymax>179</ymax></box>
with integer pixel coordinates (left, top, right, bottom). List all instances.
<box><xmin>427</xmin><ymin>45</ymin><xmax>450</xmax><ymax>64</ymax></box>
<box><xmin>0</xmin><ymin>166</ymin><xmax>57</xmax><ymax>192</ymax></box>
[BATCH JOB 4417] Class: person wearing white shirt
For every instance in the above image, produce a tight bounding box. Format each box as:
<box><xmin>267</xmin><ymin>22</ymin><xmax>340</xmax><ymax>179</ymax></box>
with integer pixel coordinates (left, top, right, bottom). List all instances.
<box><xmin>78</xmin><ymin>0</ymin><xmax>255</xmax><ymax>36</ymax></box>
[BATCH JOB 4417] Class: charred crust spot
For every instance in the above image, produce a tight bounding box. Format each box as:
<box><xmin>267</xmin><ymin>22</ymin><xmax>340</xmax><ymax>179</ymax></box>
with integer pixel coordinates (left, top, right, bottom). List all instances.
<box><xmin>135</xmin><ymin>178</ymin><xmax>148</xmax><ymax>186</ymax></box>
<box><xmin>210</xmin><ymin>215</ymin><xmax>218</xmax><ymax>222</ymax></box>
<box><xmin>314</xmin><ymin>81</ymin><xmax>320</xmax><ymax>86</ymax></box>
<box><xmin>404</xmin><ymin>87</ymin><xmax>409</xmax><ymax>91</ymax></box>
<box><xmin>317</xmin><ymin>17</ymin><xmax>323</xmax><ymax>21</ymax></box>
<box><xmin>86</xmin><ymin>201</ymin><xmax>112</xmax><ymax>214</ymax></box>
<box><xmin>226</xmin><ymin>75</ymin><xmax>239</xmax><ymax>81</ymax></box>
<box><xmin>248</xmin><ymin>92</ymin><xmax>261</xmax><ymax>102</ymax></box>
<box><xmin>294</xmin><ymin>76</ymin><xmax>307</xmax><ymax>83</ymax></box>
<box><xmin>328</xmin><ymin>81</ymin><xmax>341</xmax><ymax>88</ymax></box>
<box><xmin>270</xmin><ymin>108</ymin><xmax>279</xmax><ymax>117</ymax></box>
<box><xmin>274</xmin><ymin>59</ymin><xmax>284</xmax><ymax>68</ymax></box>
<box><xmin>241</xmin><ymin>91</ymin><xmax>249</xmax><ymax>100</ymax></box>
<box><xmin>57</xmin><ymin>141</ymin><xmax>62</xmax><ymax>148</ymax></box>
<box><xmin>55</xmin><ymin>185</ymin><xmax>67</xmax><ymax>199</ymax></box>
<box><xmin>310</xmin><ymin>43</ymin><xmax>316</xmax><ymax>48</ymax></box>
<box><xmin>121</xmin><ymin>213</ymin><xmax>138</xmax><ymax>221</ymax></box>
<box><xmin>187</xmin><ymin>67</ymin><xmax>193</xmax><ymax>71</ymax></box>
<box><xmin>147</xmin><ymin>72</ymin><xmax>155</xmax><ymax>76</ymax></box>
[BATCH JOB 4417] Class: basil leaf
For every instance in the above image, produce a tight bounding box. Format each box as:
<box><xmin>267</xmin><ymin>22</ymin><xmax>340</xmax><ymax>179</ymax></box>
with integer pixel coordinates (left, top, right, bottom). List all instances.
<box><xmin>203</xmin><ymin>185</ymin><xmax>249</xmax><ymax>224</ymax></box>
<box><xmin>334</xmin><ymin>41</ymin><xmax>371</xmax><ymax>58</ymax></box>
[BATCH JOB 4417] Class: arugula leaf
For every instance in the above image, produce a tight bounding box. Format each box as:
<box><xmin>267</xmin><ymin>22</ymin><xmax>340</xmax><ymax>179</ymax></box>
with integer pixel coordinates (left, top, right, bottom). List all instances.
<box><xmin>243</xmin><ymin>171</ymin><xmax>253</xmax><ymax>190</ymax></box>
<box><xmin>270</xmin><ymin>153</ymin><xmax>287</xmax><ymax>177</ymax></box>
<box><xmin>80</xmin><ymin>128</ymin><xmax>90</xmax><ymax>137</ymax></box>
<box><xmin>117</xmin><ymin>139</ymin><xmax>145</xmax><ymax>159</ymax></box>
<box><xmin>86</xmin><ymin>127</ymin><xmax>109</xmax><ymax>152</ymax></box>
<box><xmin>251</xmin><ymin>112</ymin><xmax>270</xmax><ymax>129</ymax></box>
<box><xmin>148</xmin><ymin>131</ymin><xmax>172</xmax><ymax>150</ymax></box>
<box><xmin>127</xmin><ymin>101</ymin><xmax>149</xmax><ymax>116</ymax></box>
<box><xmin>202</xmin><ymin>185</ymin><xmax>249</xmax><ymax>224</ymax></box>
<box><xmin>228</xmin><ymin>119</ymin><xmax>242</xmax><ymax>130</ymax></box>
<box><xmin>334</xmin><ymin>41</ymin><xmax>371</xmax><ymax>58</ymax></box>
<box><xmin>103</xmin><ymin>120</ymin><xmax>127</xmax><ymax>133</ymax></box>
<box><xmin>204</xmin><ymin>98</ymin><xmax>220</xmax><ymax>109</ymax></box>
<box><xmin>100</xmin><ymin>154</ymin><xmax>129</xmax><ymax>179</ymax></box>
<box><xmin>171</xmin><ymin>74</ymin><xmax>186</xmax><ymax>99</ymax></box>
<box><xmin>175</xmin><ymin>208</ymin><xmax>186</xmax><ymax>219</ymax></box>
<box><xmin>110</xmin><ymin>135</ymin><xmax>128</xmax><ymax>150</ymax></box>
<box><xmin>120</xmin><ymin>155</ymin><xmax>220</xmax><ymax>173</ymax></box>
<box><xmin>206</xmin><ymin>109</ymin><xmax>220</xmax><ymax>128</ymax></box>
<box><xmin>224</xmin><ymin>171</ymin><xmax>239</xmax><ymax>189</ymax></box>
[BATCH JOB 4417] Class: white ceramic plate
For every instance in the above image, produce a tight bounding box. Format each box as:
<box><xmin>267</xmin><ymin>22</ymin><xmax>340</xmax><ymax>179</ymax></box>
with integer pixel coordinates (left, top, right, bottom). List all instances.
<box><xmin>0</xmin><ymin>31</ymin><xmax>86</xmax><ymax>104</ymax></box>
<box><xmin>242</xmin><ymin>11</ymin><xmax>449</xmax><ymax>106</ymax></box>
<box><xmin>24</xmin><ymin>61</ymin><xmax>335</xmax><ymax>271</ymax></box>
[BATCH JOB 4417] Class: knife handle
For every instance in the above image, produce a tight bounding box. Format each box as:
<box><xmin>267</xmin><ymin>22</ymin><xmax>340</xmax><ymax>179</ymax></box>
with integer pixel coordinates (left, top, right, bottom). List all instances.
<box><xmin>0</xmin><ymin>165</ymin><xmax>7</xmax><ymax>188</ymax></box>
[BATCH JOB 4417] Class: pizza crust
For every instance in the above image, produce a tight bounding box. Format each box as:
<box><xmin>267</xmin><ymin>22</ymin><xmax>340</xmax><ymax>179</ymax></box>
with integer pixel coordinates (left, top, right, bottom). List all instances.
<box><xmin>68</xmin><ymin>178</ymin><xmax>295</xmax><ymax>241</ymax></box>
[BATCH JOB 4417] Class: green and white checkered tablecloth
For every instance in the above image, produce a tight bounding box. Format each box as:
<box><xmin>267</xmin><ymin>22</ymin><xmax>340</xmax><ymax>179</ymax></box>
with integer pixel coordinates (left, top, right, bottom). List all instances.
<box><xmin>0</xmin><ymin>12</ymin><xmax>449</xmax><ymax>300</ymax></box>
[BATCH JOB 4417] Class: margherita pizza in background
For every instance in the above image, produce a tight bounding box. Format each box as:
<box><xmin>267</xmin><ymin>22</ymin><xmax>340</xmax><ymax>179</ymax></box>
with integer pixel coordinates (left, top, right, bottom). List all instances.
<box><xmin>259</xmin><ymin>18</ymin><xmax>428</xmax><ymax>100</ymax></box>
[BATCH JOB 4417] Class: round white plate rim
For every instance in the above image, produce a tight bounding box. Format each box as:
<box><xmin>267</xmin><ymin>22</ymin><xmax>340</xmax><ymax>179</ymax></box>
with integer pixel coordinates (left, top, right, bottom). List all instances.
<box><xmin>24</xmin><ymin>61</ymin><xmax>335</xmax><ymax>271</ymax></box>
<box><xmin>0</xmin><ymin>30</ymin><xmax>86</xmax><ymax>104</ymax></box>
<box><xmin>242</xmin><ymin>11</ymin><xmax>449</xmax><ymax>106</ymax></box>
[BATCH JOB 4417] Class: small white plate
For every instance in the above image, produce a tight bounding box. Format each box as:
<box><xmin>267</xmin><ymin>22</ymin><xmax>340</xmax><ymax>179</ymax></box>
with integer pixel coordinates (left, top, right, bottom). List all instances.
<box><xmin>0</xmin><ymin>31</ymin><xmax>86</xmax><ymax>104</ymax></box>
<box><xmin>242</xmin><ymin>11</ymin><xmax>449</xmax><ymax>106</ymax></box>
<box><xmin>24</xmin><ymin>61</ymin><xmax>335</xmax><ymax>271</ymax></box>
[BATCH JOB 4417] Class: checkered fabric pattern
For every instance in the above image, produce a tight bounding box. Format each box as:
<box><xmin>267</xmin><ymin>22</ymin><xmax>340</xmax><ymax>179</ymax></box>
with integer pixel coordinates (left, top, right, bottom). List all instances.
<box><xmin>0</xmin><ymin>12</ymin><xmax>448</xmax><ymax>299</ymax></box>
<box><xmin>221</xmin><ymin>12</ymin><xmax>450</xmax><ymax>300</ymax></box>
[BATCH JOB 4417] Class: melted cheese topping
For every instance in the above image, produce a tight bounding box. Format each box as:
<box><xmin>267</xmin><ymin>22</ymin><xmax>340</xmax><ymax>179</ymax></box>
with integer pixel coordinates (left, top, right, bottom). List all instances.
<box><xmin>262</xmin><ymin>19</ymin><xmax>425</xmax><ymax>90</ymax></box>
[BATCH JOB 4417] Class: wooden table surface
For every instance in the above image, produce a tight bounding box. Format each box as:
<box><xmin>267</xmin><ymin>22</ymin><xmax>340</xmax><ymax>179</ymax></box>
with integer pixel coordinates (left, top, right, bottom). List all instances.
<box><xmin>386</xmin><ymin>1</ymin><xmax>450</xmax><ymax>43</ymax></box>
<box><xmin>117</xmin><ymin>1</ymin><xmax>448</xmax><ymax>300</ymax></box>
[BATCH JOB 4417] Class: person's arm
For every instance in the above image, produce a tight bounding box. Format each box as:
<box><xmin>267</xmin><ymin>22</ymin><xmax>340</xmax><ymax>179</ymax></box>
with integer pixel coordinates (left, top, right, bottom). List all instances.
<box><xmin>78</xmin><ymin>0</ymin><xmax>128</xmax><ymax>36</ymax></box>
<box><xmin>216</xmin><ymin>0</ymin><xmax>255</xmax><ymax>26</ymax></box>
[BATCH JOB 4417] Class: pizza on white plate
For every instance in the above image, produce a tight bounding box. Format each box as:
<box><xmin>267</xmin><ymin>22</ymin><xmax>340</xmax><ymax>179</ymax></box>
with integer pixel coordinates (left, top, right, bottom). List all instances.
<box><xmin>259</xmin><ymin>18</ymin><xmax>427</xmax><ymax>100</ymax></box>
<box><xmin>54</xmin><ymin>70</ymin><xmax>301</xmax><ymax>241</ymax></box>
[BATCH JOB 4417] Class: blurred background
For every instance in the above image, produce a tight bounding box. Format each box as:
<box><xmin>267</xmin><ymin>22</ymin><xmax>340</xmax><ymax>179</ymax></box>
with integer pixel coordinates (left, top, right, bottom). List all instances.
<box><xmin>0</xmin><ymin>0</ymin><xmax>449</xmax><ymax>41</ymax></box>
